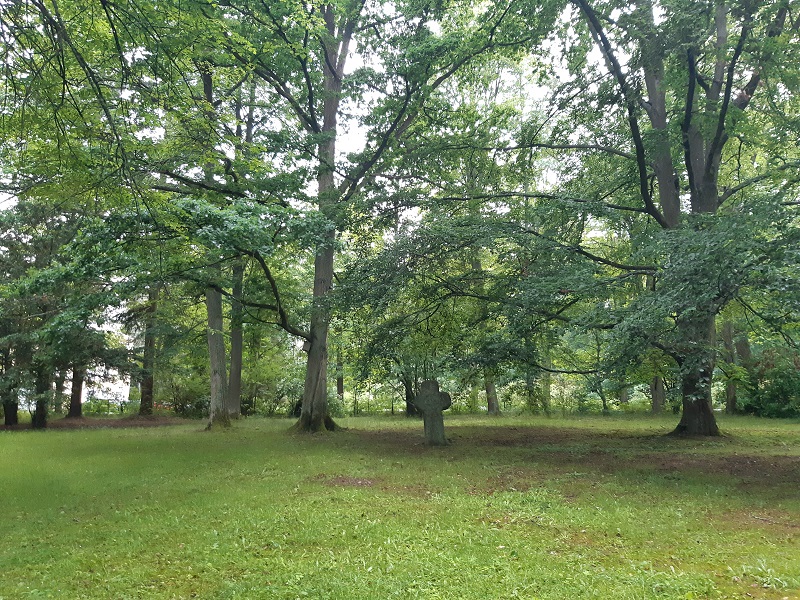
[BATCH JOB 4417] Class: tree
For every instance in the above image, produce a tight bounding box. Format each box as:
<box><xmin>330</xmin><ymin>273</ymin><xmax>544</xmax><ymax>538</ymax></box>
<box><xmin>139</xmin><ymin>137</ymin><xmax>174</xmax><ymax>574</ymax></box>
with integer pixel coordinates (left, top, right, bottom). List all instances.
<box><xmin>525</xmin><ymin>0</ymin><xmax>800</xmax><ymax>434</ymax></box>
<box><xmin>238</xmin><ymin>0</ymin><xmax>559</xmax><ymax>431</ymax></box>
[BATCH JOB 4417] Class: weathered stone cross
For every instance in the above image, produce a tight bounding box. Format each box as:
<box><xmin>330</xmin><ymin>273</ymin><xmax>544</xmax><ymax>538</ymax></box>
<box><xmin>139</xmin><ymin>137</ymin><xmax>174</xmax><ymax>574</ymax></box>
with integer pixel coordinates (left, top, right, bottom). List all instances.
<box><xmin>413</xmin><ymin>379</ymin><xmax>452</xmax><ymax>446</ymax></box>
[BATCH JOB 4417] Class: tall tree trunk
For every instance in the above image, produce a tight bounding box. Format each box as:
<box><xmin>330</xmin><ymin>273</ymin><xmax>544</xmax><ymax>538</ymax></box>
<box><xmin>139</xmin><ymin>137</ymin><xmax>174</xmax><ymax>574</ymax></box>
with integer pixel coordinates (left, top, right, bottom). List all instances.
<box><xmin>227</xmin><ymin>258</ymin><xmax>244</xmax><ymax>418</ymax></box>
<box><xmin>297</xmin><ymin>243</ymin><xmax>337</xmax><ymax>432</ymax></box>
<box><xmin>32</xmin><ymin>368</ymin><xmax>50</xmax><ymax>429</ymax></box>
<box><xmin>484</xmin><ymin>368</ymin><xmax>500</xmax><ymax>415</ymax></box>
<box><xmin>295</xmin><ymin>6</ymin><xmax>351</xmax><ymax>432</ymax></box>
<box><xmin>402</xmin><ymin>373</ymin><xmax>419</xmax><ymax>417</ymax></box>
<box><xmin>206</xmin><ymin>287</ymin><xmax>230</xmax><ymax>428</ymax></box>
<box><xmin>67</xmin><ymin>366</ymin><xmax>85</xmax><ymax>418</ymax></box>
<box><xmin>650</xmin><ymin>376</ymin><xmax>665</xmax><ymax>413</ymax></box>
<box><xmin>139</xmin><ymin>286</ymin><xmax>158</xmax><ymax>416</ymax></box>
<box><xmin>227</xmin><ymin>82</ymin><xmax>253</xmax><ymax>419</ymax></box>
<box><xmin>673</xmin><ymin>369</ymin><xmax>720</xmax><ymax>436</ymax></box>
<box><xmin>336</xmin><ymin>347</ymin><xmax>344</xmax><ymax>401</ymax></box>
<box><xmin>53</xmin><ymin>371</ymin><xmax>65</xmax><ymax>414</ymax></box>
<box><xmin>3</xmin><ymin>397</ymin><xmax>19</xmax><ymax>426</ymax></box>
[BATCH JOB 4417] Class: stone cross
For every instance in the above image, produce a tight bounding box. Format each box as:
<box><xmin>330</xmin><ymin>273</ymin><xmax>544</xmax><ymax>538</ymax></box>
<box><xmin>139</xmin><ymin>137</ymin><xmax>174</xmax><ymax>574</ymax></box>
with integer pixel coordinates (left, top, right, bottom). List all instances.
<box><xmin>413</xmin><ymin>379</ymin><xmax>452</xmax><ymax>446</ymax></box>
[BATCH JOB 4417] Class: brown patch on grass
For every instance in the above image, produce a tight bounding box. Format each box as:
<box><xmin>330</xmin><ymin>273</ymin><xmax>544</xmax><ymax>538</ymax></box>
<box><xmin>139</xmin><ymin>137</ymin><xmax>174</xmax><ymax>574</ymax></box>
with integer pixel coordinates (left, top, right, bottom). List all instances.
<box><xmin>45</xmin><ymin>415</ymin><xmax>193</xmax><ymax>429</ymax></box>
<box><xmin>349</xmin><ymin>424</ymin><xmax>800</xmax><ymax>496</ymax></box>
<box><xmin>309</xmin><ymin>473</ymin><xmax>380</xmax><ymax>488</ymax></box>
<box><xmin>466</xmin><ymin>466</ymin><xmax>542</xmax><ymax>495</ymax></box>
<box><xmin>714</xmin><ymin>507</ymin><xmax>800</xmax><ymax>533</ymax></box>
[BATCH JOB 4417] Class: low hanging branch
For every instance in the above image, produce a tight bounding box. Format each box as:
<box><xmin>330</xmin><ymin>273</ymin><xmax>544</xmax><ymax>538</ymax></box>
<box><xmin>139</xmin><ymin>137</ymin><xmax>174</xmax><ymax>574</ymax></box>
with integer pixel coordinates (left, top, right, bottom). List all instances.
<box><xmin>437</xmin><ymin>191</ymin><xmax>651</xmax><ymax>216</ymax></box>
<box><xmin>720</xmin><ymin>160</ymin><xmax>800</xmax><ymax>204</ymax></box>
<box><xmin>520</xmin><ymin>226</ymin><xmax>657</xmax><ymax>273</ymax></box>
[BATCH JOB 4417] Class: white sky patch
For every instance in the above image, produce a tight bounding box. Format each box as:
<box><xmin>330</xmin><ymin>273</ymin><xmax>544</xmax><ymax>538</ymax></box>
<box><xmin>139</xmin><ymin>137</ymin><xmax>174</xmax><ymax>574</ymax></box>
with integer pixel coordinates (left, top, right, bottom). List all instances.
<box><xmin>0</xmin><ymin>190</ymin><xmax>16</xmax><ymax>209</ymax></box>
<box><xmin>124</xmin><ymin>47</ymin><xmax>151</xmax><ymax>64</ymax></box>
<box><xmin>134</xmin><ymin>126</ymin><xmax>165</xmax><ymax>142</ymax></box>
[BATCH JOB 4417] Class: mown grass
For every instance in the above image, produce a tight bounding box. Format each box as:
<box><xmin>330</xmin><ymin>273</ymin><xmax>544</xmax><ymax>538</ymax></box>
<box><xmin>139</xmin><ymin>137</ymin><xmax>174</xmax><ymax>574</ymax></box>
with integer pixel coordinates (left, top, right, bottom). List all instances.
<box><xmin>1</xmin><ymin>414</ymin><xmax>798</xmax><ymax>599</ymax></box>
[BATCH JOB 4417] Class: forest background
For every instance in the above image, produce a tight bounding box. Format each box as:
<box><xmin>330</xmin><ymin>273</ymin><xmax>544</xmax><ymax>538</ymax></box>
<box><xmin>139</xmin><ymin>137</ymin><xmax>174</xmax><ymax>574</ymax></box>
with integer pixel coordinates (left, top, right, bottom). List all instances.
<box><xmin>1</xmin><ymin>0</ymin><xmax>799</xmax><ymax>435</ymax></box>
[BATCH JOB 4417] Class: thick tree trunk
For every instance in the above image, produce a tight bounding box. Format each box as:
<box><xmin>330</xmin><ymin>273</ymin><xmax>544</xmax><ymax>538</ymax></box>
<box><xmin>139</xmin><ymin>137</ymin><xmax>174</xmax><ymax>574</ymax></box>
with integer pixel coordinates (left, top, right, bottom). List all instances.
<box><xmin>3</xmin><ymin>399</ymin><xmax>19</xmax><ymax>426</ymax></box>
<box><xmin>32</xmin><ymin>368</ymin><xmax>50</xmax><ymax>429</ymax></box>
<box><xmin>67</xmin><ymin>366</ymin><xmax>85</xmax><ymax>418</ymax></box>
<box><xmin>296</xmin><ymin>244</ymin><xmax>338</xmax><ymax>432</ymax></box>
<box><xmin>228</xmin><ymin>258</ymin><xmax>244</xmax><ymax>418</ymax></box>
<box><xmin>206</xmin><ymin>287</ymin><xmax>230</xmax><ymax>428</ymax></box>
<box><xmin>139</xmin><ymin>287</ymin><xmax>157</xmax><ymax>416</ymax></box>
<box><xmin>402</xmin><ymin>374</ymin><xmax>419</xmax><ymax>417</ymax></box>
<box><xmin>484</xmin><ymin>368</ymin><xmax>500</xmax><ymax>415</ymax></box>
<box><xmin>671</xmin><ymin>313</ymin><xmax>720</xmax><ymax>436</ymax></box>
<box><xmin>673</xmin><ymin>372</ymin><xmax>720</xmax><ymax>436</ymax></box>
<box><xmin>650</xmin><ymin>376</ymin><xmax>665</xmax><ymax>413</ymax></box>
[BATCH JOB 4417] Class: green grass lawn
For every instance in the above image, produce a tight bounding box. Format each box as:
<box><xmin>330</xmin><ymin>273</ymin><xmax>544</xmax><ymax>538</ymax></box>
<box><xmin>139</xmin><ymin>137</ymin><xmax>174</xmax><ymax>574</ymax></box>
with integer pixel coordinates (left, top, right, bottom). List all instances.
<box><xmin>1</xmin><ymin>414</ymin><xmax>798</xmax><ymax>599</ymax></box>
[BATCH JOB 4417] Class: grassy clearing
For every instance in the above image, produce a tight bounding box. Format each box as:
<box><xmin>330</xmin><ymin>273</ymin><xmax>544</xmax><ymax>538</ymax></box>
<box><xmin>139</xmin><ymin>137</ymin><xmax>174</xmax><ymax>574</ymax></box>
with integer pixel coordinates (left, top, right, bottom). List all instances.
<box><xmin>1</xmin><ymin>414</ymin><xmax>798</xmax><ymax>599</ymax></box>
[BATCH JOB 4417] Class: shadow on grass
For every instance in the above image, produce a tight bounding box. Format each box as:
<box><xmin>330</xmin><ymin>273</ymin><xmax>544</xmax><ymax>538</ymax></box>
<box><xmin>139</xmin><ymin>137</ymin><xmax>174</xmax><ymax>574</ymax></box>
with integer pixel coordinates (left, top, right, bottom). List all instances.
<box><xmin>340</xmin><ymin>423</ymin><xmax>800</xmax><ymax>502</ymax></box>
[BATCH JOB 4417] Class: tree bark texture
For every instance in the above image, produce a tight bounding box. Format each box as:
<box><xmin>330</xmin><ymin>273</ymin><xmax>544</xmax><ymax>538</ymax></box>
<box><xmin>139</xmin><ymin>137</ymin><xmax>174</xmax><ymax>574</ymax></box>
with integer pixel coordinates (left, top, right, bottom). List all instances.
<box><xmin>400</xmin><ymin>373</ymin><xmax>418</xmax><ymax>417</ymax></box>
<box><xmin>671</xmin><ymin>313</ymin><xmax>719</xmax><ymax>436</ymax></box>
<box><xmin>298</xmin><ymin>243</ymin><xmax>337</xmax><ymax>432</ymax></box>
<box><xmin>484</xmin><ymin>368</ymin><xmax>500</xmax><ymax>415</ymax></box>
<box><xmin>650</xmin><ymin>376</ymin><xmax>665</xmax><ymax>413</ymax></box>
<box><xmin>205</xmin><ymin>287</ymin><xmax>230</xmax><ymax>428</ymax></box>
<box><xmin>3</xmin><ymin>399</ymin><xmax>19</xmax><ymax>426</ymax></box>
<box><xmin>32</xmin><ymin>367</ymin><xmax>50</xmax><ymax>429</ymax></box>
<box><xmin>227</xmin><ymin>258</ymin><xmax>244</xmax><ymax>418</ymax></box>
<box><xmin>67</xmin><ymin>366</ymin><xmax>85</xmax><ymax>418</ymax></box>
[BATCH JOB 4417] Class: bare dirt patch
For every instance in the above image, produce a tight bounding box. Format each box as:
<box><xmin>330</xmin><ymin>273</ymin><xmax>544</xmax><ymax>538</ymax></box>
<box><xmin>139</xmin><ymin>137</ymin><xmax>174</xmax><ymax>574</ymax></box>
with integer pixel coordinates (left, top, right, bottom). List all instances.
<box><xmin>309</xmin><ymin>473</ymin><xmax>380</xmax><ymax>487</ymax></box>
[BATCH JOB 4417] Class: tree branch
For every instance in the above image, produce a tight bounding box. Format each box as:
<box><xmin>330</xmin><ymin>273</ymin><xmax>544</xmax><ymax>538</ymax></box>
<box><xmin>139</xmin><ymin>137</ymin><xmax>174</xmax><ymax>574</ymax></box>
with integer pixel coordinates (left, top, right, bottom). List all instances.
<box><xmin>682</xmin><ymin>48</ymin><xmax>699</xmax><ymax>202</ymax></box>
<box><xmin>521</xmin><ymin>226</ymin><xmax>657</xmax><ymax>272</ymax></box>
<box><xmin>571</xmin><ymin>0</ymin><xmax>668</xmax><ymax>228</ymax></box>
<box><xmin>705</xmin><ymin>20</ymin><xmax>751</xmax><ymax>181</ymax></box>
<box><xmin>247</xmin><ymin>249</ymin><xmax>310</xmax><ymax>340</ymax></box>
<box><xmin>437</xmin><ymin>192</ymin><xmax>650</xmax><ymax>215</ymax></box>
<box><xmin>720</xmin><ymin>160</ymin><xmax>800</xmax><ymax>204</ymax></box>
